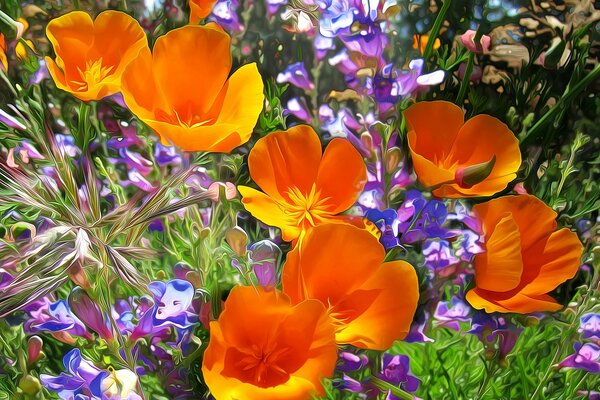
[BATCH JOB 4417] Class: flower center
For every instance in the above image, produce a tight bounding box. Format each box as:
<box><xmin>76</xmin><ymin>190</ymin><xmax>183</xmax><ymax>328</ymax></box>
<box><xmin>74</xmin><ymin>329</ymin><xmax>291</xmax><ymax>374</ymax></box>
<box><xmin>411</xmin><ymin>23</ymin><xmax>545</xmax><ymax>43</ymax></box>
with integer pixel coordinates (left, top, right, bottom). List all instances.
<box><xmin>231</xmin><ymin>343</ymin><xmax>290</xmax><ymax>387</ymax></box>
<box><xmin>73</xmin><ymin>59</ymin><xmax>115</xmax><ymax>91</ymax></box>
<box><xmin>284</xmin><ymin>185</ymin><xmax>331</xmax><ymax>229</ymax></box>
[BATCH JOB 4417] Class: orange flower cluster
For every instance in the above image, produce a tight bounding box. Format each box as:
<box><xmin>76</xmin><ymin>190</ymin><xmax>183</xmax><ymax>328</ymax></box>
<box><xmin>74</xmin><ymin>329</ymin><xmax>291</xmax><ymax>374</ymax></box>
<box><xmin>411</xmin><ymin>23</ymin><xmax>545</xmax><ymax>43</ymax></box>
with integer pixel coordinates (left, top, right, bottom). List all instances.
<box><xmin>404</xmin><ymin>101</ymin><xmax>582</xmax><ymax>314</ymax></box>
<box><xmin>203</xmin><ymin>126</ymin><xmax>419</xmax><ymax>399</ymax></box>
<box><xmin>202</xmin><ymin>223</ymin><xmax>419</xmax><ymax>399</ymax></box>
<box><xmin>45</xmin><ymin>10</ymin><xmax>264</xmax><ymax>152</ymax></box>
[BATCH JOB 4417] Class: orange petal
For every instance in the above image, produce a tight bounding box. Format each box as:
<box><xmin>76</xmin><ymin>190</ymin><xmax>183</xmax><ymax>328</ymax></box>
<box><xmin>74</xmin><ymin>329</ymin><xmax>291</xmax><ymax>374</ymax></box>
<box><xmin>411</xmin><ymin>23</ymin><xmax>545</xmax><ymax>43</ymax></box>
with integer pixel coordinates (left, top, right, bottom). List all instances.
<box><xmin>521</xmin><ymin>228</ymin><xmax>582</xmax><ymax>296</ymax></box>
<box><xmin>238</xmin><ymin>186</ymin><xmax>301</xmax><ymax>242</ymax></box>
<box><xmin>152</xmin><ymin>24</ymin><xmax>231</xmax><ymax>120</ymax></box>
<box><xmin>46</xmin><ymin>11</ymin><xmax>94</xmax><ymax>82</ymax></box>
<box><xmin>189</xmin><ymin>0</ymin><xmax>218</xmax><ymax>23</ymax></box>
<box><xmin>315</xmin><ymin>138</ymin><xmax>367</xmax><ymax>213</ymax></box>
<box><xmin>443</xmin><ymin>114</ymin><xmax>521</xmax><ymax>197</ymax></box>
<box><xmin>474</xmin><ymin>213</ymin><xmax>523</xmax><ymax>292</ymax></box>
<box><xmin>248</xmin><ymin>125</ymin><xmax>322</xmax><ymax>201</ymax></box>
<box><xmin>409</xmin><ymin>130</ymin><xmax>455</xmax><ymax>188</ymax></box>
<box><xmin>465</xmin><ymin>289</ymin><xmax>563</xmax><ymax>313</ymax></box>
<box><xmin>282</xmin><ymin>223</ymin><xmax>385</xmax><ymax>305</ymax></box>
<box><xmin>473</xmin><ymin>195</ymin><xmax>557</xmax><ymax>251</ymax></box>
<box><xmin>404</xmin><ymin>101</ymin><xmax>464</xmax><ymax>166</ymax></box>
<box><xmin>90</xmin><ymin>11</ymin><xmax>147</xmax><ymax>81</ymax></box>
<box><xmin>121</xmin><ymin>46</ymin><xmax>165</xmax><ymax>122</ymax></box>
<box><xmin>334</xmin><ymin>260</ymin><xmax>419</xmax><ymax>350</ymax></box>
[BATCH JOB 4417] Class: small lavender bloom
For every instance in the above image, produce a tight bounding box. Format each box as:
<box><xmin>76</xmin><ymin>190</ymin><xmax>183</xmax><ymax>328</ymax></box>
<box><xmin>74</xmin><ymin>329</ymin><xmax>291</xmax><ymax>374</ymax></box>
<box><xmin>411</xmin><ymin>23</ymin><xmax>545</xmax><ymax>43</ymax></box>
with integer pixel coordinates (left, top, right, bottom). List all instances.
<box><xmin>319</xmin><ymin>0</ymin><xmax>356</xmax><ymax>37</ymax></box>
<box><xmin>54</xmin><ymin>134</ymin><xmax>80</xmax><ymax>157</ymax></box>
<box><xmin>469</xmin><ymin>313</ymin><xmax>522</xmax><ymax>360</ymax></box>
<box><xmin>434</xmin><ymin>296</ymin><xmax>471</xmax><ymax>331</ymax></box>
<box><xmin>266</xmin><ymin>0</ymin><xmax>287</xmax><ymax>15</ymax></box>
<box><xmin>40</xmin><ymin>349</ymin><xmax>107</xmax><ymax>400</ymax></box>
<box><xmin>210</xmin><ymin>0</ymin><xmax>244</xmax><ymax>32</ymax></box>
<box><xmin>2</xmin><ymin>110</ymin><xmax>27</xmax><ymax>133</ymax></box>
<box><xmin>155</xmin><ymin>142</ymin><xmax>182</xmax><ymax>167</ymax></box>
<box><xmin>380</xmin><ymin>354</ymin><xmax>420</xmax><ymax>394</ymax></box>
<box><xmin>68</xmin><ymin>287</ymin><xmax>114</xmax><ymax>340</ymax></box>
<box><xmin>314</xmin><ymin>34</ymin><xmax>335</xmax><ymax>60</ymax></box>
<box><xmin>404</xmin><ymin>311</ymin><xmax>434</xmax><ymax>343</ymax></box>
<box><xmin>365</xmin><ymin>208</ymin><xmax>400</xmax><ymax>249</ymax></box>
<box><xmin>25</xmin><ymin>299</ymin><xmax>90</xmax><ymax>339</ymax></box>
<box><xmin>0</xmin><ymin>268</ymin><xmax>14</xmax><ymax>289</ymax></box>
<box><xmin>276</xmin><ymin>62</ymin><xmax>315</xmax><ymax>91</ymax></box>
<box><xmin>579</xmin><ymin>313</ymin><xmax>600</xmax><ymax>340</ymax></box>
<box><xmin>148</xmin><ymin>280</ymin><xmax>197</xmax><ymax>329</ymax></box>
<box><xmin>423</xmin><ymin>239</ymin><xmax>459</xmax><ymax>271</ymax></box>
<box><xmin>249</xmin><ymin>240</ymin><xmax>281</xmax><ymax>290</ymax></box>
<box><xmin>397</xmin><ymin>191</ymin><xmax>453</xmax><ymax>244</ymax></box>
<box><xmin>125</xmin><ymin>170</ymin><xmax>155</xmax><ymax>192</ymax></box>
<box><xmin>337</xmin><ymin>351</ymin><xmax>369</xmax><ymax>372</ymax></box>
<box><xmin>284</xmin><ymin>97</ymin><xmax>312</xmax><ymax>123</ymax></box>
<box><xmin>30</xmin><ymin>59</ymin><xmax>49</xmax><ymax>84</ymax></box>
<box><xmin>333</xmin><ymin>374</ymin><xmax>364</xmax><ymax>393</ymax></box>
<box><xmin>107</xmin><ymin>125</ymin><xmax>144</xmax><ymax>149</ymax></box>
<box><xmin>455</xmin><ymin>229</ymin><xmax>483</xmax><ymax>262</ymax></box>
<box><xmin>558</xmin><ymin>343</ymin><xmax>600</xmax><ymax>373</ymax></box>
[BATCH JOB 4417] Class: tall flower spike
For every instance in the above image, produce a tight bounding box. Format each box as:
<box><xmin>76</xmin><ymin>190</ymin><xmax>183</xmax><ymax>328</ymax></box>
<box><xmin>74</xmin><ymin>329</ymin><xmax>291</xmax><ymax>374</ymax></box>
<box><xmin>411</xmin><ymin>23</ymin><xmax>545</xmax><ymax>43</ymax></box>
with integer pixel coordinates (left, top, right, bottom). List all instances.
<box><xmin>466</xmin><ymin>195</ymin><xmax>583</xmax><ymax>313</ymax></box>
<box><xmin>202</xmin><ymin>286</ymin><xmax>337</xmax><ymax>400</ymax></box>
<box><xmin>404</xmin><ymin>101</ymin><xmax>521</xmax><ymax>198</ymax></box>
<box><xmin>121</xmin><ymin>23</ymin><xmax>264</xmax><ymax>152</ymax></box>
<box><xmin>282</xmin><ymin>223</ymin><xmax>419</xmax><ymax>350</ymax></box>
<box><xmin>238</xmin><ymin>125</ymin><xmax>367</xmax><ymax>242</ymax></box>
<box><xmin>45</xmin><ymin>10</ymin><xmax>147</xmax><ymax>102</ymax></box>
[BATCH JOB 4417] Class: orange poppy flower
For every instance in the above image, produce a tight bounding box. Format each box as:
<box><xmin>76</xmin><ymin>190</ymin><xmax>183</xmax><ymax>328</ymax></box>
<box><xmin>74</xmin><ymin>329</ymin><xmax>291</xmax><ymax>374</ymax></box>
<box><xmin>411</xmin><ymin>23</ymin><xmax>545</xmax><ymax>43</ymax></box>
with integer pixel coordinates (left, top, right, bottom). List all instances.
<box><xmin>45</xmin><ymin>11</ymin><xmax>147</xmax><ymax>102</ymax></box>
<box><xmin>121</xmin><ymin>24</ymin><xmax>264</xmax><ymax>153</ymax></box>
<box><xmin>0</xmin><ymin>33</ymin><xmax>7</xmax><ymax>71</ymax></box>
<box><xmin>238</xmin><ymin>125</ymin><xmax>367</xmax><ymax>242</ymax></box>
<box><xmin>404</xmin><ymin>101</ymin><xmax>521</xmax><ymax>198</ymax></box>
<box><xmin>466</xmin><ymin>195</ymin><xmax>583</xmax><ymax>313</ymax></box>
<box><xmin>189</xmin><ymin>0</ymin><xmax>218</xmax><ymax>23</ymax></box>
<box><xmin>202</xmin><ymin>286</ymin><xmax>337</xmax><ymax>400</ymax></box>
<box><xmin>282</xmin><ymin>223</ymin><xmax>419</xmax><ymax>350</ymax></box>
<box><xmin>412</xmin><ymin>34</ymin><xmax>440</xmax><ymax>54</ymax></box>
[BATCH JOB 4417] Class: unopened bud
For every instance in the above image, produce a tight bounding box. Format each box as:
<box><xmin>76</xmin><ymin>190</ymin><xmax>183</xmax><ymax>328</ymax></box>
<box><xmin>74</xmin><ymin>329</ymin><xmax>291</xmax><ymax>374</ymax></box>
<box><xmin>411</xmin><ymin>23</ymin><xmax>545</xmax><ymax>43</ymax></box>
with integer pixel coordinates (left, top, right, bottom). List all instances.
<box><xmin>385</xmin><ymin>147</ymin><xmax>403</xmax><ymax>173</ymax></box>
<box><xmin>455</xmin><ymin>155</ymin><xmax>496</xmax><ymax>188</ymax></box>
<box><xmin>226</xmin><ymin>226</ymin><xmax>248</xmax><ymax>257</ymax></box>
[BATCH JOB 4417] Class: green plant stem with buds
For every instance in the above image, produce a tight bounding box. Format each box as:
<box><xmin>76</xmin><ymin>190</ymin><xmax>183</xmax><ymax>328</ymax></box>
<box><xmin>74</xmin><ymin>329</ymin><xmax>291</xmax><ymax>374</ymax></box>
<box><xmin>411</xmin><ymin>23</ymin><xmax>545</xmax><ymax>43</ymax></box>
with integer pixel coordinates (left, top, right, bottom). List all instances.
<box><xmin>422</xmin><ymin>0</ymin><xmax>452</xmax><ymax>65</ymax></box>
<box><xmin>521</xmin><ymin>63</ymin><xmax>600</xmax><ymax>147</ymax></box>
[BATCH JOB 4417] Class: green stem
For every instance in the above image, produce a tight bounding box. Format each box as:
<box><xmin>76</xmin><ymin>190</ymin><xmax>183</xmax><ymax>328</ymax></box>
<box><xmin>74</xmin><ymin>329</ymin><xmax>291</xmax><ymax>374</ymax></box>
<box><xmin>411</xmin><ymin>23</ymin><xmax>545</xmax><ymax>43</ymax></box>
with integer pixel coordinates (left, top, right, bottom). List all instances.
<box><xmin>456</xmin><ymin>52</ymin><xmax>474</xmax><ymax>105</ymax></box>
<box><xmin>369</xmin><ymin>376</ymin><xmax>414</xmax><ymax>400</ymax></box>
<box><xmin>422</xmin><ymin>0</ymin><xmax>452</xmax><ymax>65</ymax></box>
<box><xmin>520</xmin><ymin>63</ymin><xmax>600</xmax><ymax>146</ymax></box>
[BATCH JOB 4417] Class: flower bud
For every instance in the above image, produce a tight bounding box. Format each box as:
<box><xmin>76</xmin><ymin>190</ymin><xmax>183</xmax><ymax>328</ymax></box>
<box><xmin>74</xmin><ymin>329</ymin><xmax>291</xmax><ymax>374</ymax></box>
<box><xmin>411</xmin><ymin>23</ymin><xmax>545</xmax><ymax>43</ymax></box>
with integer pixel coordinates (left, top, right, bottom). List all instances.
<box><xmin>27</xmin><ymin>336</ymin><xmax>44</xmax><ymax>366</ymax></box>
<box><xmin>226</xmin><ymin>226</ymin><xmax>248</xmax><ymax>257</ymax></box>
<box><xmin>455</xmin><ymin>155</ymin><xmax>496</xmax><ymax>188</ymax></box>
<box><xmin>68</xmin><ymin>287</ymin><xmax>113</xmax><ymax>340</ymax></box>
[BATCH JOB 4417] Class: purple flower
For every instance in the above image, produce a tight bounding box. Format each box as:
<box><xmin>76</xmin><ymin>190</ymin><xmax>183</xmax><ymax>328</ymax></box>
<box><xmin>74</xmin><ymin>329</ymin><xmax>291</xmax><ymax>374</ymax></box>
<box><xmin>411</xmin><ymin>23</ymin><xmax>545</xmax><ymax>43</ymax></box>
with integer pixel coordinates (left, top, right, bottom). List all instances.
<box><xmin>209</xmin><ymin>0</ymin><xmax>244</xmax><ymax>32</ymax></box>
<box><xmin>469</xmin><ymin>313</ymin><xmax>522</xmax><ymax>361</ymax></box>
<box><xmin>284</xmin><ymin>97</ymin><xmax>312</xmax><ymax>123</ymax></box>
<box><xmin>155</xmin><ymin>142</ymin><xmax>182</xmax><ymax>167</ymax></box>
<box><xmin>40</xmin><ymin>349</ymin><xmax>107</xmax><ymax>400</ymax></box>
<box><xmin>314</xmin><ymin>34</ymin><xmax>335</xmax><ymax>60</ymax></box>
<box><xmin>423</xmin><ymin>239</ymin><xmax>459</xmax><ymax>271</ymax></box>
<box><xmin>132</xmin><ymin>280</ymin><xmax>197</xmax><ymax>340</ymax></box>
<box><xmin>266</xmin><ymin>0</ymin><xmax>287</xmax><ymax>15</ymax></box>
<box><xmin>25</xmin><ymin>299</ymin><xmax>91</xmax><ymax>339</ymax></box>
<box><xmin>68</xmin><ymin>288</ymin><xmax>114</xmax><ymax>340</ymax></box>
<box><xmin>558</xmin><ymin>343</ymin><xmax>600</xmax><ymax>373</ymax></box>
<box><xmin>379</xmin><ymin>354</ymin><xmax>420</xmax><ymax>395</ymax></box>
<box><xmin>55</xmin><ymin>134</ymin><xmax>80</xmax><ymax>157</ymax></box>
<box><xmin>0</xmin><ymin>268</ymin><xmax>14</xmax><ymax>289</ymax></box>
<box><xmin>579</xmin><ymin>313</ymin><xmax>600</xmax><ymax>340</ymax></box>
<box><xmin>397</xmin><ymin>191</ymin><xmax>454</xmax><ymax>244</ymax></box>
<box><xmin>319</xmin><ymin>0</ymin><xmax>356</xmax><ymax>37</ymax></box>
<box><xmin>434</xmin><ymin>296</ymin><xmax>471</xmax><ymax>331</ymax></box>
<box><xmin>337</xmin><ymin>351</ymin><xmax>369</xmax><ymax>372</ymax></box>
<box><xmin>249</xmin><ymin>240</ymin><xmax>281</xmax><ymax>290</ymax></box>
<box><xmin>0</xmin><ymin>108</ymin><xmax>26</xmax><ymax>130</ymax></box>
<box><xmin>107</xmin><ymin>124</ymin><xmax>144</xmax><ymax>150</ymax></box>
<box><xmin>124</xmin><ymin>170</ymin><xmax>155</xmax><ymax>192</ymax></box>
<box><xmin>404</xmin><ymin>311</ymin><xmax>434</xmax><ymax>343</ymax></box>
<box><xmin>276</xmin><ymin>62</ymin><xmax>315</xmax><ymax>91</ymax></box>
<box><xmin>365</xmin><ymin>208</ymin><xmax>400</xmax><ymax>249</ymax></box>
<box><xmin>333</xmin><ymin>374</ymin><xmax>364</xmax><ymax>393</ymax></box>
<box><xmin>30</xmin><ymin>59</ymin><xmax>50</xmax><ymax>84</ymax></box>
